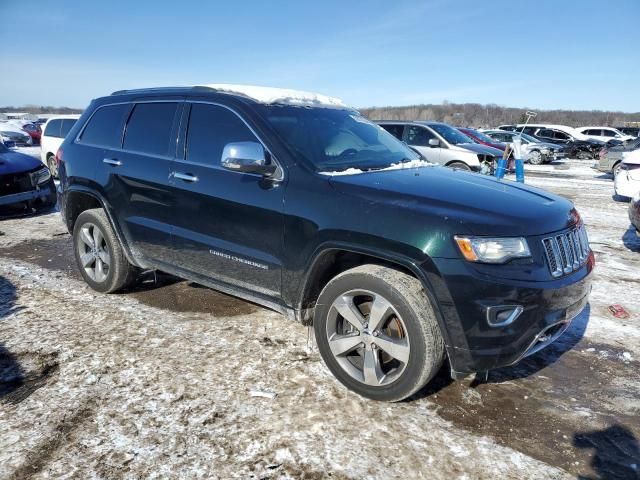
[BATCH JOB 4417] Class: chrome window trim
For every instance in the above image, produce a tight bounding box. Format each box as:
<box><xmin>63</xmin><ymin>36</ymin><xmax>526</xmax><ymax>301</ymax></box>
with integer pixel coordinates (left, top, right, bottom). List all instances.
<box><xmin>75</xmin><ymin>99</ymin><xmax>284</xmax><ymax>182</ymax></box>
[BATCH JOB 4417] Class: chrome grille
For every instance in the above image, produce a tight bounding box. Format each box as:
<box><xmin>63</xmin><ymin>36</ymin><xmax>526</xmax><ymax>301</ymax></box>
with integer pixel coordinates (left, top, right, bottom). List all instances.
<box><xmin>542</xmin><ymin>224</ymin><xmax>590</xmax><ymax>278</ymax></box>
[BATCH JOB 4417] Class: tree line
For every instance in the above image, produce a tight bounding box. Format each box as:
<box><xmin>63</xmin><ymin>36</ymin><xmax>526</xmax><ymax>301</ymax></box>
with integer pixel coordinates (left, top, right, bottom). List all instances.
<box><xmin>360</xmin><ymin>102</ymin><xmax>640</xmax><ymax>128</ymax></box>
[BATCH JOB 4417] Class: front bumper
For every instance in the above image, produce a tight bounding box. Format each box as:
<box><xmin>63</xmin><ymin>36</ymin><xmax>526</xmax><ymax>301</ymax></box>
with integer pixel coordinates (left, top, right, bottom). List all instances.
<box><xmin>614</xmin><ymin>170</ymin><xmax>640</xmax><ymax>198</ymax></box>
<box><xmin>0</xmin><ymin>180</ymin><xmax>56</xmax><ymax>215</ymax></box>
<box><xmin>428</xmin><ymin>255</ymin><xmax>594</xmax><ymax>374</ymax></box>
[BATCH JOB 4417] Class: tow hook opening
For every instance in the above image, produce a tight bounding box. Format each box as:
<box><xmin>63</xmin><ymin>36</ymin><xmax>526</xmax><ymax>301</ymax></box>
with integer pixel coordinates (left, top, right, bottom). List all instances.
<box><xmin>485</xmin><ymin>305</ymin><xmax>524</xmax><ymax>328</ymax></box>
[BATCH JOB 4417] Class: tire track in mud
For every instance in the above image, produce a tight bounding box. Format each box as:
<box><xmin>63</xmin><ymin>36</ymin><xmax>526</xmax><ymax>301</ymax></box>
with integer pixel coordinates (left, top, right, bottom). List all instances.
<box><xmin>423</xmin><ymin>337</ymin><xmax>640</xmax><ymax>480</ymax></box>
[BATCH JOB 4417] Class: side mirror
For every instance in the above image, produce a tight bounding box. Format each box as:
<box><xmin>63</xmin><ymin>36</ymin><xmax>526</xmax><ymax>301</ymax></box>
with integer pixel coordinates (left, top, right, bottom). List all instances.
<box><xmin>428</xmin><ymin>138</ymin><xmax>440</xmax><ymax>147</ymax></box>
<box><xmin>221</xmin><ymin>141</ymin><xmax>277</xmax><ymax>177</ymax></box>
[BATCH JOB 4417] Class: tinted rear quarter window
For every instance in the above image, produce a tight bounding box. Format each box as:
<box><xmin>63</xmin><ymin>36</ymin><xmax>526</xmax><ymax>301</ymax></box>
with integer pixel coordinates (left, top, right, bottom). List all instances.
<box><xmin>186</xmin><ymin>103</ymin><xmax>258</xmax><ymax>166</ymax></box>
<box><xmin>80</xmin><ymin>104</ymin><xmax>129</xmax><ymax>147</ymax></box>
<box><xmin>44</xmin><ymin>119</ymin><xmax>62</xmax><ymax>138</ymax></box>
<box><xmin>380</xmin><ymin>124</ymin><xmax>404</xmax><ymax>140</ymax></box>
<box><xmin>60</xmin><ymin>119</ymin><xmax>77</xmax><ymax>138</ymax></box>
<box><xmin>123</xmin><ymin>102</ymin><xmax>178</xmax><ymax>156</ymax></box>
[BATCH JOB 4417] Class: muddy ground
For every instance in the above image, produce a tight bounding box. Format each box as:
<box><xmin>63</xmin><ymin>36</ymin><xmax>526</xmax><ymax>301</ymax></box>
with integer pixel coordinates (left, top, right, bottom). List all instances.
<box><xmin>0</xmin><ymin>159</ymin><xmax>639</xmax><ymax>479</ymax></box>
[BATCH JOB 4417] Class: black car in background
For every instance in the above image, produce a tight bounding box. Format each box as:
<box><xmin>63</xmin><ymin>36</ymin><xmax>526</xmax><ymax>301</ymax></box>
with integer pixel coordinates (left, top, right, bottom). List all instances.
<box><xmin>498</xmin><ymin>124</ymin><xmax>604</xmax><ymax>159</ymax></box>
<box><xmin>58</xmin><ymin>85</ymin><xmax>593</xmax><ymax>402</ymax></box>
<box><xmin>0</xmin><ymin>142</ymin><xmax>57</xmax><ymax>216</ymax></box>
<box><xmin>617</xmin><ymin>127</ymin><xmax>640</xmax><ymax>138</ymax></box>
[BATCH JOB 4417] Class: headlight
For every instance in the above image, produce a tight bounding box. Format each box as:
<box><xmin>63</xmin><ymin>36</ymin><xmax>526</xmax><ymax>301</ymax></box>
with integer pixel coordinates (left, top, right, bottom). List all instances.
<box><xmin>454</xmin><ymin>236</ymin><xmax>531</xmax><ymax>263</ymax></box>
<box><xmin>31</xmin><ymin>166</ymin><xmax>52</xmax><ymax>185</ymax></box>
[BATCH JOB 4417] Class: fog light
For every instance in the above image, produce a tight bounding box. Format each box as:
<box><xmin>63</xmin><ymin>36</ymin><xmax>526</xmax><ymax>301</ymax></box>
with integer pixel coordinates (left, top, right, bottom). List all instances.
<box><xmin>486</xmin><ymin>305</ymin><xmax>524</xmax><ymax>327</ymax></box>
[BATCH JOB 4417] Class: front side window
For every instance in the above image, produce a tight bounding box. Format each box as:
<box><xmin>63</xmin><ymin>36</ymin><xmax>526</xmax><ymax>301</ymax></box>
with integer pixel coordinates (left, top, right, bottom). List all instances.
<box><xmin>44</xmin><ymin>119</ymin><xmax>61</xmax><ymax>138</ymax></box>
<box><xmin>406</xmin><ymin>126</ymin><xmax>436</xmax><ymax>146</ymax></box>
<box><xmin>602</xmin><ymin>129</ymin><xmax>616</xmax><ymax>137</ymax></box>
<box><xmin>80</xmin><ymin>104</ymin><xmax>129</xmax><ymax>148</ymax></box>
<box><xmin>537</xmin><ymin>129</ymin><xmax>554</xmax><ymax>139</ymax></box>
<box><xmin>553</xmin><ymin>130</ymin><xmax>571</xmax><ymax>141</ymax></box>
<box><xmin>123</xmin><ymin>103</ymin><xmax>178</xmax><ymax>156</ymax></box>
<box><xmin>186</xmin><ymin>103</ymin><xmax>258</xmax><ymax>166</ymax></box>
<box><xmin>256</xmin><ymin>106</ymin><xmax>419</xmax><ymax>172</ymax></box>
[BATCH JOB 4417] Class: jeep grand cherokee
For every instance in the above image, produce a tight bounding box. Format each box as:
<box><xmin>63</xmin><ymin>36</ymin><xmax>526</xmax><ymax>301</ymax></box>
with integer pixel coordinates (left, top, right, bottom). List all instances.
<box><xmin>58</xmin><ymin>85</ymin><xmax>594</xmax><ymax>402</ymax></box>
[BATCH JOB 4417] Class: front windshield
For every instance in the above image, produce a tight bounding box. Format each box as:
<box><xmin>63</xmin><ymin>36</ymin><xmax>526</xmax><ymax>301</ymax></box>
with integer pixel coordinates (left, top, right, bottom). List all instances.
<box><xmin>429</xmin><ymin>124</ymin><xmax>476</xmax><ymax>145</ymax></box>
<box><xmin>257</xmin><ymin>106</ymin><xmax>420</xmax><ymax>172</ymax></box>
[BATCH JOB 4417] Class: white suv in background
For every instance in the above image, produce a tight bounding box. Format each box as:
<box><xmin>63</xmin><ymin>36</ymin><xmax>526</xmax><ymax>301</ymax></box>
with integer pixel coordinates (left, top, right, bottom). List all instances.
<box><xmin>576</xmin><ymin>126</ymin><xmax>633</xmax><ymax>143</ymax></box>
<box><xmin>40</xmin><ymin>115</ymin><xmax>80</xmax><ymax>177</ymax></box>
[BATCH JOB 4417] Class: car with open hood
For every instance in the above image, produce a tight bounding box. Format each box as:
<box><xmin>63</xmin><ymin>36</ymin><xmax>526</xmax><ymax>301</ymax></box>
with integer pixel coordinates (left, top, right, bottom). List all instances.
<box><xmin>483</xmin><ymin>129</ymin><xmax>566</xmax><ymax>164</ymax></box>
<box><xmin>0</xmin><ymin>141</ymin><xmax>56</xmax><ymax>216</ymax></box>
<box><xmin>57</xmin><ymin>84</ymin><xmax>593</xmax><ymax>402</ymax></box>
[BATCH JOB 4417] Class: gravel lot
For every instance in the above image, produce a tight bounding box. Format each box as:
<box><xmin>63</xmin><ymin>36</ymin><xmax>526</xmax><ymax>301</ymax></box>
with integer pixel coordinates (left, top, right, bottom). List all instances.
<box><xmin>1</xmin><ymin>156</ymin><xmax>639</xmax><ymax>479</ymax></box>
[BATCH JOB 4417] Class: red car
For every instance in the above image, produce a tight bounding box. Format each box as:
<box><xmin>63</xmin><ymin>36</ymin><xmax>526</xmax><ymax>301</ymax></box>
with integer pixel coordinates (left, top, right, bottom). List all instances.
<box><xmin>21</xmin><ymin>123</ymin><xmax>42</xmax><ymax>144</ymax></box>
<box><xmin>458</xmin><ymin>127</ymin><xmax>506</xmax><ymax>151</ymax></box>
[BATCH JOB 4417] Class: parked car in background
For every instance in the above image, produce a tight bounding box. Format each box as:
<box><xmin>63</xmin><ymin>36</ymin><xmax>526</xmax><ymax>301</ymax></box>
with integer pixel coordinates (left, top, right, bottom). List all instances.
<box><xmin>458</xmin><ymin>127</ymin><xmax>506</xmax><ymax>150</ymax></box>
<box><xmin>57</xmin><ymin>84</ymin><xmax>593</xmax><ymax>402</ymax></box>
<box><xmin>379</xmin><ymin>121</ymin><xmax>503</xmax><ymax>172</ymax></box>
<box><xmin>597</xmin><ymin>137</ymin><xmax>640</xmax><ymax>176</ymax></box>
<box><xmin>576</xmin><ymin>127</ymin><xmax>634</xmax><ymax>144</ymax></box>
<box><xmin>483</xmin><ymin>130</ymin><xmax>565</xmax><ymax>164</ymax></box>
<box><xmin>0</xmin><ymin>123</ymin><xmax>33</xmax><ymax>146</ymax></box>
<box><xmin>21</xmin><ymin>122</ymin><xmax>42</xmax><ymax>144</ymax></box>
<box><xmin>0</xmin><ymin>140</ymin><xmax>56</xmax><ymax>216</ymax></box>
<box><xmin>617</xmin><ymin>127</ymin><xmax>640</xmax><ymax>138</ymax></box>
<box><xmin>40</xmin><ymin>115</ymin><xmax>80</xmax><ymax>177</ymax></box>
<box><xmin>614</xmin><ymin>149</ymin><xmax>640</xmax><ymax>199</ymax></box>
<box><xmin>498</xmin><ymin>124</ymin><xmax>604</xmax><ymax>159</ymax></box>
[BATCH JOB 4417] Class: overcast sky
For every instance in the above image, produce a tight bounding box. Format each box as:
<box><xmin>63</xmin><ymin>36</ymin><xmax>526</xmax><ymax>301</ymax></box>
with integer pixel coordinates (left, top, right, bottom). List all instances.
<box><xmin>1</xmin><ymin>0</ymin><xmax>638</xmax><ymax>111</ymax></box>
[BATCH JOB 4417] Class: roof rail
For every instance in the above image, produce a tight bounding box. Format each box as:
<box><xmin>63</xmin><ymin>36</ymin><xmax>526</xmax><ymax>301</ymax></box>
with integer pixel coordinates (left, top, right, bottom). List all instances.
<box><xmin>110</xmin><ymin>86</ymin><xmax>214</xmax><ymax>96</ymax></box>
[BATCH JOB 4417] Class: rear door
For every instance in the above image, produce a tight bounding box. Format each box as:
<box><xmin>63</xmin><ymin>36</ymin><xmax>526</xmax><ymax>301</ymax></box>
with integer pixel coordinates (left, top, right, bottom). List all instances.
<box><xmin>168</xmin><ymin>102</ymin><xmax>284</xmax><ymax>297</ymax></box>
<box><xmin>404</xmin><ymin>125</ymin><xmax>441</xmax><ymax>164</ymax></box>
<box><xmin>93</xmin><ymin>100</ymin><xmax>181</xmax><ymax>264</ymax></box>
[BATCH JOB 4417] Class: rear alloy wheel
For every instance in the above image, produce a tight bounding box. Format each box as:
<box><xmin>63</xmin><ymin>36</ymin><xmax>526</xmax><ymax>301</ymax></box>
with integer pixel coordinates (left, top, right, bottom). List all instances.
<box><xmin>447</xmin><ymin>161</ymin><xmax>471</xmax><ymax>171</ymax></box>
<box><xmin>47</xmin><ymin>154</ymin><xmax>58</xmax><ymax>178</ymax></box>
<box><xmin>73</xmin><ymin>209</ymin><xmax>138</xmax><ymax>293</ymax></box>
<box><xmin>314</xmin><ymin>265</ymin><xmax>445</xmax><ymax>402</ymax></box>
<box><xmin>529</xmin><ymin>149</ymin><xmax>543</xmax><ymax>165</ymax></box>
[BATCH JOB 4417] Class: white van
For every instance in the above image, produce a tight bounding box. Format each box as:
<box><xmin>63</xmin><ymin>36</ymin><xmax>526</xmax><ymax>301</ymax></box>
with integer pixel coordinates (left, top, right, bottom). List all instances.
<box><xmin>40</xmin><ymin>115</ymin><xmax>80</xmax><ymax>176</ymax></box>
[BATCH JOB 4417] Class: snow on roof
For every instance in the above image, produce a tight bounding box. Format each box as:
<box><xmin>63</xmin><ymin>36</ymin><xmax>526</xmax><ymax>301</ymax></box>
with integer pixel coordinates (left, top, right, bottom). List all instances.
<box><xmin>199</xmin><ymin>84</ymin><xmax>346</xmax><ymax>107</ymax></box>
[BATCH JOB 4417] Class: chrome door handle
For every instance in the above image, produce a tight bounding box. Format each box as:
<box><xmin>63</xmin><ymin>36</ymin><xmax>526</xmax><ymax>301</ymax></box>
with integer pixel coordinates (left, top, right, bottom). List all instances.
<box><xmin>173</xmin><ymin>172</ymin><xmax>199</xmax><ymax>182</ymax></box>
<box><xmin>103</xmin><ymin>158</ymin><xmax>122</xmax><ymax>166</ymax></box>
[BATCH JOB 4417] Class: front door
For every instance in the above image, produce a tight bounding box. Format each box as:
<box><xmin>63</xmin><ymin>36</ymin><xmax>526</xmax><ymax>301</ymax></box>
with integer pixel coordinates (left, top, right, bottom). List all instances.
<box><xmin>168</xmin><ymin>102</ymin><xmax>284</xmax><ymax>297</ymax></box>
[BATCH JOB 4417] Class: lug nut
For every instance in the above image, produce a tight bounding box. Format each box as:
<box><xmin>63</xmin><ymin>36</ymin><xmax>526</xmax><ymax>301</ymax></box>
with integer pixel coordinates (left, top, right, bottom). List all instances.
<box><xmin>372</xmin><ymin>331</ymin><xmax>379</xmax><ymax>337</ymax></box>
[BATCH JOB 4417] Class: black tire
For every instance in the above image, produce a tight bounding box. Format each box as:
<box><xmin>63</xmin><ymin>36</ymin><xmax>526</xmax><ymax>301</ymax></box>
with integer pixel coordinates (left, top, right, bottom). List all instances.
<box><xmin>528</xmin><ymin>149</ymin><xmax>544</xmax><ymax>165</ymax></box>
<box><xmin>447</xmin><ymin>161</ymin><xmax>471</xmax><ymax>171</ymax></box>
<box><xmin>314</xmin><ymin>265</ymin><xmax>445</xmax><ymax>402</ymax></box>
<box><xmin>72</xmin><ymin>208</ymin><xmax>138</xmax><ymax>293</ymax></box>
<box><xmin>46</xmin><ymin>154</ymin><xmax>58</xmax><ymax>179</ymax></box>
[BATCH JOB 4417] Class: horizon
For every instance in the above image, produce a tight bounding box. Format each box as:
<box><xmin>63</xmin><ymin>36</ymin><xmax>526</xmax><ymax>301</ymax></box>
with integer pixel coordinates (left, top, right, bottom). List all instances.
<box><xmin>2</xmin><ymin>0</ymin><xmax>639</xmax><ymax>111</ymax></box>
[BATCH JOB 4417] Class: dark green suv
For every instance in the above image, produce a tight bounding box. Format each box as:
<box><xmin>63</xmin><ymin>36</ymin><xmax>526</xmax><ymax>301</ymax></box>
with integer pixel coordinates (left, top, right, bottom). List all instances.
<box><xmin>58</xmin><ymin>85</ymin><xmax>594</xmax><ymax>401</ymax></box>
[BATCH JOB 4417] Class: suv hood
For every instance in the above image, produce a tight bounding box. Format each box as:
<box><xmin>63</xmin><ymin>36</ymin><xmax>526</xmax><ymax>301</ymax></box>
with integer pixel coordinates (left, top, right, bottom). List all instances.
<box><xmin>0</xmin><ymin>149</ymin><xmax>42</xmax><ymax>175</ymax></box>
<box><xmin>457</xmin><ymin>143</ymin><xmax>504</xmax><ymax>156</ymax></box>
<box><xmin>328</xmin><ymin>166</ymin><xmax>575</xmax><ymax>237</ymax></box>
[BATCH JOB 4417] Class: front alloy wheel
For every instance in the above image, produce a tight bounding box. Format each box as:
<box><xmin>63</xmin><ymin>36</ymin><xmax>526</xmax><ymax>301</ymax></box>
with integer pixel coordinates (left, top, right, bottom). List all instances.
<box><xmin>326</xmin><ymin>290</ymin><xmax>410</xmax><ymax>387</ymax></box>
<box><xmin>314</xmin><ymin>265</ymin><xmax>445</xmax><ymax>402</ymax></box>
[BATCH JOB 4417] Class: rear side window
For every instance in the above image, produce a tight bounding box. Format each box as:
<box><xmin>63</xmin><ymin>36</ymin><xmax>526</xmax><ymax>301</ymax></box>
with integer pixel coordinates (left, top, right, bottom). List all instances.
<box><xmin>60</xmin><ymin>119</ymin><xmax>77</xmax><ymax>138</ymax></box>
<box><xmin>123</xmin><ymin>103</ymin><xmax>178</xmax><ymax>156</ymax></box>
<box><xmin>44</xmin><ymin>119</ymin><xmax>62</xmax><ymax>138</ymax></box>
<box><xmin>602</xmin><ymin>129</ymin><xmax>616</xmax><ymax>137</ymax></box>
<box><xmin>380</xmin><ymin>124</ymin><xmax>404</xmax><ymax>140</ymax></box>
<box><xmin>537</xmin><ymin>129</ymin><xmax>554</xmax><ymax>138</ymax></box>
<box><xmin>185</xmin><ymin>103</ymin><xmax>258</xmax><ymax>166</ymax></box>
<box><xmin>80</xmin><ymin>104</ymin><xmax>129</xmax><ymax>147</ymax></box>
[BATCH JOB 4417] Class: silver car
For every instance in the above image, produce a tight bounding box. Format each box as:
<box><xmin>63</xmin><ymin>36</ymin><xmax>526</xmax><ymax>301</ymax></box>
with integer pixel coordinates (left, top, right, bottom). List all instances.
<box><xmin>597</xmin><ymin>137</ymin><xmax>640</xmax><ymax>176</ymax></box>
<box><xmin>378</xmin><ymin>121</ymin><xmax>503</xmax><ymax>171</ymax></box>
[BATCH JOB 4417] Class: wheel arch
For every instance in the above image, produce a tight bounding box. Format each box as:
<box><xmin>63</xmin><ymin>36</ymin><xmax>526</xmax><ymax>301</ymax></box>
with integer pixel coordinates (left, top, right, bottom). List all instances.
<box><xmin>296</xmin><ymin>244</ymin><xmax>455</xmax><ymax>360</ymax></box>
<box><xmin>63</xmin><ymin>187</ymin><xmax>140</xmax><ymax>267</ymax></box>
